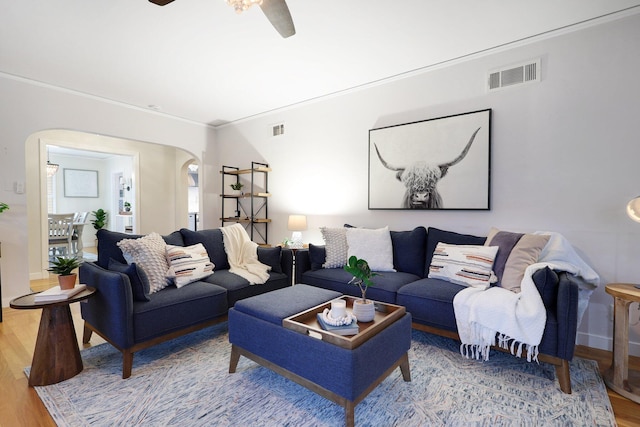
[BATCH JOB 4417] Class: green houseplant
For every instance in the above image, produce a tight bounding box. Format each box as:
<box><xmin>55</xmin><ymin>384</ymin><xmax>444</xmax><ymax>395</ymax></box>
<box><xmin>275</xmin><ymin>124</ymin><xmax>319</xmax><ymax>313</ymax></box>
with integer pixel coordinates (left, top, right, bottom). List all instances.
<box><xmin>49</xmin><ymin>256</ymin><xmax>81</xmax><ymax>289</ymax></box>
<box><xmin>91</xmin><ymin>208</ymin><xmax>108</xmax><ymax>230</ymax></box>
<box><xmin>230</xmin><ymin>182</ymin><xmax>244</xmax><ymax>195</ymax></box>
<box><xmin>344</xmin><ymin>255</ymin><xmax>380</xmax><ymax>322</ymax></box>
<box><xmin>0</xmin><ymin>202</ymin><xmax>8</xmax><ymax>213</ymax></box>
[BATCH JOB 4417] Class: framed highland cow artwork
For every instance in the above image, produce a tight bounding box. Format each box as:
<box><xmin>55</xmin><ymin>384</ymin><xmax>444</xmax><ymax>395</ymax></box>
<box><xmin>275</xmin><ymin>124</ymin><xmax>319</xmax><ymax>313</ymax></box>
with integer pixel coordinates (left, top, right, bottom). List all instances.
<box><xmin>368</xmin><ymin>109</ymin><xmax>491</xmax><ymax>210</ymax></box>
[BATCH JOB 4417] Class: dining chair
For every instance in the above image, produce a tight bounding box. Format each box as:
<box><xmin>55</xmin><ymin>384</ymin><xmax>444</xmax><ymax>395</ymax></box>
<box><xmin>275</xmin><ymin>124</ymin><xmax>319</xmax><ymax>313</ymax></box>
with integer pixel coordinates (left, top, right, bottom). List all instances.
<box><xmin>48</xmin><ymin>214</ymin><xmax>75</xmax><ymax>258</ymax></box>
<box><xmin>72</xmin><ymin>211</ymin><xmax>90</xmax><ymax>257</ymax></box>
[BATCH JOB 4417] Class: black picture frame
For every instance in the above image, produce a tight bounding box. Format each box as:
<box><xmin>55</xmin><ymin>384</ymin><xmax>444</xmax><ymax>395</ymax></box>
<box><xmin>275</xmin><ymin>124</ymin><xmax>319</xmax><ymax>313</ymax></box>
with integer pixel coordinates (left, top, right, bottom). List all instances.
<box><xmin>368</xmin><ymin>109</ymin><xmax>491</xmax><ymax>210</ymax></box>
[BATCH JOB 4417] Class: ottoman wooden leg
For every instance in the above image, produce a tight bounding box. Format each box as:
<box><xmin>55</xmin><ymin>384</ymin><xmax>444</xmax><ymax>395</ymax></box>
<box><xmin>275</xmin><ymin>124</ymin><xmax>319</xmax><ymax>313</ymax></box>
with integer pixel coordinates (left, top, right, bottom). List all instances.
<box><xmin>229</xmin><ymin>344</ymin><xmax>241</xmax><ymax>373</ymax></box>
<box><xmin>399</xmin><ymin>352</ymin><xmax>411</xmax><ymax>382</ymax></box>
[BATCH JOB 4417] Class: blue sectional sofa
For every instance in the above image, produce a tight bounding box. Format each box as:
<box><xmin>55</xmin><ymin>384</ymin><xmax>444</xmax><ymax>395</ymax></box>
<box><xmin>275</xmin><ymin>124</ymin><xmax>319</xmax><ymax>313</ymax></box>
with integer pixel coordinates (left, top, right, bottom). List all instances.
<box><xmin>80</xmin><ymin>228</ymin><xmax>293</xmax><ymax>378</ymax></box>
<box><xmin>294</xmin><ymin>226</ymin><xmax>582</xmax><ymax>394</ymax></box>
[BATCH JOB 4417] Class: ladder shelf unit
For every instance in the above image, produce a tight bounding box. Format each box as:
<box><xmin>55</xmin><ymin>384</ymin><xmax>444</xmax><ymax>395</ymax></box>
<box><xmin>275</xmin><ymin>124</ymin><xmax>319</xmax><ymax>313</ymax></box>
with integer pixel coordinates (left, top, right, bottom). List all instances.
<box><xmin>220</xmin><ymin>162</ymin><xmax>271</xmax><ymax>245</ymax></box>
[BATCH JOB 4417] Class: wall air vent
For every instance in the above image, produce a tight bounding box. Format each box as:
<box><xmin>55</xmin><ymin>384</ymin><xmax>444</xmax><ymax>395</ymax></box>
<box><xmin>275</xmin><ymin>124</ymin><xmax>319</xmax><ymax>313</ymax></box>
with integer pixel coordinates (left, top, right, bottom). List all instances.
<box><xmin>271</xmin><ymin>123</ymin><xmax>285</xmax><ymax>137</ymax></box>
<box><xmin>488</xmin><ymin>58</ymin><xmax>540</xmax><ymax>91</ymax></box>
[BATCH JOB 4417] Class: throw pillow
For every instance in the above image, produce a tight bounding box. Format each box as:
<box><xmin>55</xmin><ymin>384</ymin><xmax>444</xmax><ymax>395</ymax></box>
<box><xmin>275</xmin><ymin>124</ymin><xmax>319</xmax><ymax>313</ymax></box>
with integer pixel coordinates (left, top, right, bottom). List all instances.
<box><xmin>308</xmin><ymin>244</ymin><xmax>326</xmax><ymax>270</ymax></box>
<box><xmin>320</xmin><ymin>227</ymin><xmax>348</xmax><ymax>268</ymax></box>
<box><xmin>117</xmin><ymin>232</ymin><xmax>171</xmax><ymax>294</ymax></box>
<box><xmin>425</xmin><ymin>227</ymin><xmax>486</xmax><ymax>276</ymax></box>
<box><xmin>428</xmin><ymin>243</ymin><xmax>499</xmax><ymax>289</ymax></box>
<box><xmin>485</xmin><ymin>227</ymin><xmax>550</xmax><ymax>292</ymax></box>
<box><xmin>180</xmin><ymin>228</ymin><xmax>230</xmax><ymax>271</ymax></box>
<box><xmin>345</xmin><ymin>226</ymin><xmax>395</xmax><ymax>271</ymax></box>
<box><xmin>108</xmin><ymin>258</ymin><xmax>151</xmax><ymax>302</ymax></box>
<box><xmin>390</xmin><ymin>226</ymin><xmax>427</xmax><ymax>277</ymax></box>
<box><xmin>257</xmin><ymin>246</ymin><xmax>282</xmax><ymax>274</ymax></box>
<box><xmin>165</xmin><ymin>243</ymin><xmax>215</xmax><ymax>288</ymax></box>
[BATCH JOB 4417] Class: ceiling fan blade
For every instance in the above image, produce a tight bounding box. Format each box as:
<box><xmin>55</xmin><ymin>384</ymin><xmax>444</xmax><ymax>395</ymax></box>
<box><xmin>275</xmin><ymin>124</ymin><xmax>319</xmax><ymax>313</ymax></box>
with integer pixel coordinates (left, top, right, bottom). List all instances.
<box><xmin>148</xmin><ymin>0</ymin><xmax>175</xmax><ymax>5</ymax></box>
<box><xmin>259</xmin><ymin>0</ymin><xmax>296</xmax><ymax>38</ymax></box>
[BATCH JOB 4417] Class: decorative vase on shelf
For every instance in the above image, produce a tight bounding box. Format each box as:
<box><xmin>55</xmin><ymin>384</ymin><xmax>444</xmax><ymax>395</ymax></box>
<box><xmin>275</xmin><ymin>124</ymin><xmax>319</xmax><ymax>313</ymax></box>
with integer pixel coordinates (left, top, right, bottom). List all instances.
<box><xmin>352</xmin><ymin>299</ymin><xmax>375</xmax><ymax>322</ymax></box>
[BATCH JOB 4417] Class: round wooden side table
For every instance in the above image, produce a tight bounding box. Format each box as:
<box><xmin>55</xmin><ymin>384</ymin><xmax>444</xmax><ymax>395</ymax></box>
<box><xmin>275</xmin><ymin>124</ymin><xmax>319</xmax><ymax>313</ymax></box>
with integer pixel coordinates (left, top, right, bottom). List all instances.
<box><xmin>604</xmin><ymin>283</ymin><xmax>640</xmax><ymax>403</ymax></box>
<box><xmin>10</xmin><ymin>287</ymin><xmax>96</xmax><ymax>386</ymax></box>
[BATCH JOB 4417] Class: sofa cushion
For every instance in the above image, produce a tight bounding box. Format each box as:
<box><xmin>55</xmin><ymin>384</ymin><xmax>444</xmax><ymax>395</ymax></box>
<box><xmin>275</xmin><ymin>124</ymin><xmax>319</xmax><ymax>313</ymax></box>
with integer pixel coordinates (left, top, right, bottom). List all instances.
<box><xmin>345</xmin><ymin>226</ymin><xmax>395</xmax><ymax>271</ymax></box>
<box><xmin>320</xmin><ymin>227</ymin><xmax>348</xmax><ymax>268</ymax></box>
<box><xmin>180</xmin><ymin>228</ymin><xmax>230</xmax><ymax>271</ymax></box>
<box><xmin>425</xmin><ymin>227</ymin><xmax>486</xmax><ymax>276</ymax></box>
<box><xmin>258</xmin><ymin>246</ymin><xmax>282</xmax><ymax>274</ymax></box>
<box><xmin>308</xmin><ymin>244</ymin><xmax>326</xmax><ymax>271</ymax></box>
<box><xmin>390</xmin><ymin>226</ymin><xmax>427</xmax><ymax>277</ymax></box>
<box><xmin>486</xmin><ymin>228</ymin><xmax>550</xmax><ymax>292</ymax></box>
<box><xmin>302</xmin><ymin>268</ymin><xmax>419</xmax><ymax>304</ymax></box>
<box><xmin>428</xmin><ymin>243</ymin><xmax>498</xmax><ymax>289</ymax></box>
<box><xmin>532</xmin><ymin>266</ymin><xmax>559</xmax><ymax>308</ymax></box>
<box><xmin>96</xmin><ymin>229</ymin><xmax>184</xmax><ymax>269</ymax></box>
<box><xmin>117</xmin><ymin>232</ymin><xmax>171</xmax><ymax>294</ymax></box>
<box><xmin>132</xmin><ymin>281</ymin><xmax>228</xmax><ymax>343</ymax></box>
<box><xmin>396</xmin><ymin>278</ymin><xmax>466</xmax><ymax>332</ymax></box>
<box><xmin>166</xmin><ymin>243</ymin><xmax>215</xmax><ymax>288</ymax></box>
<box><xmin>203</xmin><ymin>269</ymin><xmax>290</xmax><ymax>307</ymax></box>
<box><xmin>108</xmin><ymin>258</ymin><xmax>151</xmax><ymax>302</ymax></box>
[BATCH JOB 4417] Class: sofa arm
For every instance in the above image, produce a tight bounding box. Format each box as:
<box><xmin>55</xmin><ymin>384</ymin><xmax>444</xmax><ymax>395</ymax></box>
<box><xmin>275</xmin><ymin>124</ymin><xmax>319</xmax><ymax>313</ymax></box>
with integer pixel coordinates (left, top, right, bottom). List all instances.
<box><xmin>555</xmin><ymin>271</ymin><xmax>580</xmax><ymax>360</ymax></box>
<box><xmin>79</xmin><ymin>262</ymin><xmax>135</xmax><ymax>349</ymax></box>
<box><xmin>295</xmin><ymin>249</ymin><xmax>311</xmax><ymax>284</ymax></box>
<box><xmin>280</xmin><ymin>248</ymin><xmax>294</xmax><ymax>283</ymax></box>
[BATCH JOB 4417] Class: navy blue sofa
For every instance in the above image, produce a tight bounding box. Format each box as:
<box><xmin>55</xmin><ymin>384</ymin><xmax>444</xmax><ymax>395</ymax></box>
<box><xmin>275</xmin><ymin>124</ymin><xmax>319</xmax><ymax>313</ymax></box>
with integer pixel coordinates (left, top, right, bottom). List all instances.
<box><xmin>80</xmin><ymin>228</ymin><xmax>293</xmax><ymax>378</ymax></box>
<box><xmin>294</xmin><ymin>226</ymin><xmax>580</xmax><ymax>394</ymax></box>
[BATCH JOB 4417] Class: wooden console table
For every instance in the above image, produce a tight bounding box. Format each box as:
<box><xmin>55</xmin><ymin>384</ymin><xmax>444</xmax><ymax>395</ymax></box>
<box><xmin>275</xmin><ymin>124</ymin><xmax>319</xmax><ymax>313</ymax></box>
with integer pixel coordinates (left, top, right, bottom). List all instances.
<box><xmin>604</xmin><ymin>283</ymin><xmax>640</xmax><ymax>403</ymax></box>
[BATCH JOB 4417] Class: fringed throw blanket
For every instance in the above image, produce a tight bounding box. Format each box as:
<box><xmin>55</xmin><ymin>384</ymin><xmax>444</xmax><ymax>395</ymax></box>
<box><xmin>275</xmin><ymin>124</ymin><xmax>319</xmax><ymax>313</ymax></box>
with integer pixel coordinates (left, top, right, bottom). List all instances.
<box><xmin>453</xmin><ymin>232</ymin><xmax>599</xmax><ymax>362</ymax></box>
<box><xmin>220</xmin><ymin>224</ymin><xmax>271</xmax><ymax>285</ymax></box>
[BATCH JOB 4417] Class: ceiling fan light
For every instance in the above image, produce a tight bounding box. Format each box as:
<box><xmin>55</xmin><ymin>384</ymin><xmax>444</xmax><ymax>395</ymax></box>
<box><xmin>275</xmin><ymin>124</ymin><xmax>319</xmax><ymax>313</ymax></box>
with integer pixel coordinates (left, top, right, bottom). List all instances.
<box><xmin>226</xmin><ymin>0</ymin><xmax>263</xmax><ymax>14</ymax></box>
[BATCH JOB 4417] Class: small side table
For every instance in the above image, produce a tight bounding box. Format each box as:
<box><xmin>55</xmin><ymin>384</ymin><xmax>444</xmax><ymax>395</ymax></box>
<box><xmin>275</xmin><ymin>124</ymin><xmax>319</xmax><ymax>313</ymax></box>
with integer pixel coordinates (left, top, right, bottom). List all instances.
<box><xmin>604</xmin><ymin>283</ymin><xmax>640</xmax><ymax>403</ymax></box>
<box><xmin>10</xmin><ymin>287</ymin><xmax>96</xmax><ymax>386</ymax></box>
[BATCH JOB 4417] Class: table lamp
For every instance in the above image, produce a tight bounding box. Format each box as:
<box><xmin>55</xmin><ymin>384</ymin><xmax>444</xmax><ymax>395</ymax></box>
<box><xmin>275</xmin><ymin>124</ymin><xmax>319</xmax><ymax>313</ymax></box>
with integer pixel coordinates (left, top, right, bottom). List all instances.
<box><xmin>287</xmin><ymin>214</ymin><xmax>307</xmax><ymax>249</ymax></box>
<box><xmin>627</xmin><ymin>197</ymin><xmax>640</xmax><ymax>223</ymax></box>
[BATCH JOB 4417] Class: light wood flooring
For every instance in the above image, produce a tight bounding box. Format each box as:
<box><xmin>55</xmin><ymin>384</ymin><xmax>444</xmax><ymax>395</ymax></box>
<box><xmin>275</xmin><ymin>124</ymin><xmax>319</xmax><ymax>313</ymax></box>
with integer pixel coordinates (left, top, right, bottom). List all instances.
<box><xmin>1</xmin><ymin>264</ymin><xmax>639</xmax><ymax>426</ymax></box>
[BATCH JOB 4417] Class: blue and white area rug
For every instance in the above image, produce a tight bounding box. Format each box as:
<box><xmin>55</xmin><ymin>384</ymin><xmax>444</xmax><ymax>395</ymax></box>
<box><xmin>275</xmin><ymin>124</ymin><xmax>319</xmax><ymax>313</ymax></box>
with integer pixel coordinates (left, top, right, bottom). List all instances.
<box><xmin>31</xmin><ymin>323</ymin><xmax>615</xmax><ymax>426</ymax></box>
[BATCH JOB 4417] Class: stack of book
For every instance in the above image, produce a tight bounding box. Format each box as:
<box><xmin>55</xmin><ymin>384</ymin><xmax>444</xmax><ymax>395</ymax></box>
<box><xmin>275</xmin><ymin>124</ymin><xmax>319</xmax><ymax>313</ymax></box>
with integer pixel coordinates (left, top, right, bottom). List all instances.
<box><xmin>316</xmin><ymin>313</ymin><xmax>359</xmax><ymax>336</ymax></box>
<box><xmin>34</xmin><ymin>284</ymin><xmax>87</xmax><ymax>302</ymax></box>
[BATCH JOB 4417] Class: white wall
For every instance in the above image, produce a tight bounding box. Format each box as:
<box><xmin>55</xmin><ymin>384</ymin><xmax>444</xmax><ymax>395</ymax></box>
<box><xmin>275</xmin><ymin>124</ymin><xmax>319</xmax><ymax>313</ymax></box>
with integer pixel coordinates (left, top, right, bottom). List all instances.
<box><xmin>0</xmin><ymin>76</ymin><xmax>213</xmax><ymax>305</ymax></box>
<box><xmin>214</xmin><ymin>13</ymin><xmax>640</xmax><ymax>354</ymax></box>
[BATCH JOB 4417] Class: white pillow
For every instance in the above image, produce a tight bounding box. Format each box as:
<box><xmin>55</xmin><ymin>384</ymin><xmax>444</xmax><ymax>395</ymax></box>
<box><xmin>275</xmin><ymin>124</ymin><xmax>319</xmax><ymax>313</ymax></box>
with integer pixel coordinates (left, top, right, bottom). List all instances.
<box><xmin>320</xmin><ymin>227</ymin><xmax>348</xmax><ymax>268</ymax></box>
<box><xmin>428</xmin><ymin>243</ymin><xmax>498</xmax><ymax>289</ymax></box>
<box><xmin>166</xmin><ymin>243</ymin><xmax>215</xmax><ymax>288</ymax></box>
<box><xmin>117</xmin><ymin>232</ymin><xmax>170</xmax><ymax>294</ymax></box>
<box><xmin>346</xmin><ymin>226</ymin><xmax>395</xmax><ymax>272</ymax></box>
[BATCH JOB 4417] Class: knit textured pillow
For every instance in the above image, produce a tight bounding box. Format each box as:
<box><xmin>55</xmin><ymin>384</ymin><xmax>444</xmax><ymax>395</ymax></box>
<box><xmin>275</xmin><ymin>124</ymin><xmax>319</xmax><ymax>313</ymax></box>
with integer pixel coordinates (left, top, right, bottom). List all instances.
<box><xmin>117</xmin><ymin>232</ymin><xmax>170</xmax><ymax>294</ymax></box>
<box><xmin>346</xmin><ymin>226</ymin><xmax>395</xmax><ymax>271</ymax></box>
<box><xmin>320</xmin><ymin>227</ymin><xmax>348</xmax><ymax>268</ymax></box>
<box><xmin>428</xmin><ymin>243</ymin><xmax>499</xmax><ymax>289</ymax></box>
<box><xmin>166</xmin><ymin>243</ymin><xmax>215</xmax><ymax>288</ymax></box>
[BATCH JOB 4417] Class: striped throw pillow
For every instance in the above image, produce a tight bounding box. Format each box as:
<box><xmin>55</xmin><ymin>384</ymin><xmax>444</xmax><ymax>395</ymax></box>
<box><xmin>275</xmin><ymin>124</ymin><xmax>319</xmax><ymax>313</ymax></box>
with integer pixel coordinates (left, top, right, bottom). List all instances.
<box><xmin>428</xmin><ymin>243</ymin><xmax>498</xmax><ymax>289</ymax></box>
<box><xmin>166</xmin><ymin>243</ymin><xmax>215</xmax><ymax>288</ymax></box>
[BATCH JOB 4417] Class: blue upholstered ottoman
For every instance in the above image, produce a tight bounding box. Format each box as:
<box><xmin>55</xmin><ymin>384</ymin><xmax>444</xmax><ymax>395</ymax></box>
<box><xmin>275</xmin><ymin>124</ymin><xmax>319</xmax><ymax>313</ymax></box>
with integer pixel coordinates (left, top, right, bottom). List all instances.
<box><xmin>228</xmin><ymin>284</ymin><xmax>412</xmax><ymax>427</ymax></box>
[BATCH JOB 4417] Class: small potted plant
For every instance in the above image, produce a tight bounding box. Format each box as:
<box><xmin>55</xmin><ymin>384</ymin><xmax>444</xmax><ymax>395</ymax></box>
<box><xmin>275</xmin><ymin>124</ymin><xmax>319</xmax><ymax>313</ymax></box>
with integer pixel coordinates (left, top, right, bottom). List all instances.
<box><xmin>0</xmin><ymin>202</ymin><xmax>8</xmax><ymax>213</ymax></box>
<box><xmin>49</xmin><ymin>256</ymin><xmax>82</xmax><ymax>289</ymax></box>
<box><xmin>124</xmin><ymin>202</ymin><xmax>131</xmax><ymax>212</ymax></box>
<box><xmin>344</xmin><ymin>255</ymin><xmax>380</xmax><ymax>322</ymax></box>
<box><xmin>91</xmin><ymin>208</ymin><xmax>108</xmax><ymax>230</ymax></box>
<box><xmin>230</xmin><ymin>182</ymin><xmax>244</xmax><ymax>196</ymax></box>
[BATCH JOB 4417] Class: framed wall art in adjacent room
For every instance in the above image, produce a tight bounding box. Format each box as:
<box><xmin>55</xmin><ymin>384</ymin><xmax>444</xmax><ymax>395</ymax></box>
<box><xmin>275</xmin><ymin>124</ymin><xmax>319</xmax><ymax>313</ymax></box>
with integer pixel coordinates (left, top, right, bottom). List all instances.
<box><xmin>368</xmin><ymin>109</ymin><xmax>491</xmax><ymax>210</ymax></box>
<box><xmin>64</xmin><ymin>168</ymin><xmax>99</xmax><ymax>198</ymax></box>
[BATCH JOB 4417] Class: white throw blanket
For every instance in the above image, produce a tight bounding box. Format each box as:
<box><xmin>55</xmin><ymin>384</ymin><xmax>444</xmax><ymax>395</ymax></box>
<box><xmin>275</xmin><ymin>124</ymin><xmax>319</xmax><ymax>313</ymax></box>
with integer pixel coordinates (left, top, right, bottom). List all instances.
<box><xmin>220</xmin><ymin>224</ymin><xmax>271</xmax><ymax>285</ymax></box>
<box><xmin>453</xmin><ymin>232</ymin><xmax>599</xmax><ymax>362</ymax></box>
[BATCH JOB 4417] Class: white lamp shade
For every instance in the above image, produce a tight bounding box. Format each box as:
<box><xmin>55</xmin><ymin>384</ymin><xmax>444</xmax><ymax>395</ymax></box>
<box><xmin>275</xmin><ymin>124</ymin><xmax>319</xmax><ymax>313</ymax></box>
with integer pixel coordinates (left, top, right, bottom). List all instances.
<box><xmin>288</xmin><ymin>215</ymin><xmax>307</xmax><ymax>231</ymax></box>
<box><xmin>627</xmin><ymin>197</ymin><xmax>640</xmax><ymax>223</ymax></box>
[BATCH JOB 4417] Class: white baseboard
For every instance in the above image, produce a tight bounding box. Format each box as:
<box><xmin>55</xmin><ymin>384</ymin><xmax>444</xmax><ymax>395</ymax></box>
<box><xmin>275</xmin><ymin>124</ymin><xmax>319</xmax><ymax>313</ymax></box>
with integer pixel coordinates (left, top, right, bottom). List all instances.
<box><xmin>577</xmin><ymin>331</ymin><xmax>640</xmax><ymax>357</ymax></box>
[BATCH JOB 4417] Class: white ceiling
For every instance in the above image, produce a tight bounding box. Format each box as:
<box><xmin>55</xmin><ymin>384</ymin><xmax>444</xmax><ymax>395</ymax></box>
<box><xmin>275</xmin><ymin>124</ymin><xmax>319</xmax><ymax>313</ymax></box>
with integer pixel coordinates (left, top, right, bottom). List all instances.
<box><xmin>2</xmin><ymin>1</ymin><xmax>640</xmax><ymax>127</ymax></box>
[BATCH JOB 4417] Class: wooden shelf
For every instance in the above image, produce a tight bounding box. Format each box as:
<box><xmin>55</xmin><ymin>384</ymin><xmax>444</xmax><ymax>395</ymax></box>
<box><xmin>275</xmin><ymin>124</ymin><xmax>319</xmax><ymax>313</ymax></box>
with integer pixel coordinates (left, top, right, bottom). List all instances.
<box><xmin>220</xmin><ymin>167</ymin><xmax>271</xmax><ymax>175</ymax></box>
<box><xmin>221</xmin><ymin>192</ymin><xmax>271</xmax><ymax>198</ymax></box>
<box><xmin>220</xmin><ymin>218</ymin><xmax>272</xmax><ymax>223</ymax></box>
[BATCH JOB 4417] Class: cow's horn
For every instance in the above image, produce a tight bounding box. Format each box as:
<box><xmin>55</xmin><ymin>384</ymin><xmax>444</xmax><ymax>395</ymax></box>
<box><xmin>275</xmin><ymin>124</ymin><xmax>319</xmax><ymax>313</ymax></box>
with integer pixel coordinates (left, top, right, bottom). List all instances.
<box><xmin>439</xmin><ymin>127</ymin><xmax>481</xmax><ymax>176</ymax></box>
<box><xmin>374</xmin><ymin>143</ymin><xmax>404</xmax><ymax>172</ymax></box>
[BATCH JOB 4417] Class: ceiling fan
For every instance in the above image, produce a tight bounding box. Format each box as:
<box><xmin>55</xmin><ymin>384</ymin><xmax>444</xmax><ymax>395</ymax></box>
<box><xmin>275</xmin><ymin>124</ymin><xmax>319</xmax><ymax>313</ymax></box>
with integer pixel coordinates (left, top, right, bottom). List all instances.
<box><xmin>148</xmin><ymin>0</ymin><xmax>296</xmax><ymax>38</ymax></box>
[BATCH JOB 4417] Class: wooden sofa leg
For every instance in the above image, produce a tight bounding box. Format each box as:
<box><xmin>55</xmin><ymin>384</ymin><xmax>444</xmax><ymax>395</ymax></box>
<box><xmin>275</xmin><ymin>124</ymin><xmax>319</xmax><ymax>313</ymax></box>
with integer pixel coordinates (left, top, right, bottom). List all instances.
<box><xmin>82</xmin><ymin>322</ymin><xmax>93</xmax><ymax>344</ymax></box>
<box><xmin>122</xmin><ymin>350</ymin><xmax>134</xmax><ymax>379</ymax></box>
<box><xmin>556</xmin><ymin>360</ymin><xmax>572</xmax><ymax>394</ymax></box>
